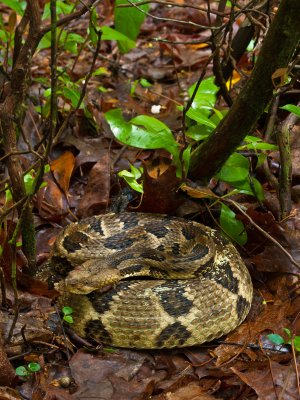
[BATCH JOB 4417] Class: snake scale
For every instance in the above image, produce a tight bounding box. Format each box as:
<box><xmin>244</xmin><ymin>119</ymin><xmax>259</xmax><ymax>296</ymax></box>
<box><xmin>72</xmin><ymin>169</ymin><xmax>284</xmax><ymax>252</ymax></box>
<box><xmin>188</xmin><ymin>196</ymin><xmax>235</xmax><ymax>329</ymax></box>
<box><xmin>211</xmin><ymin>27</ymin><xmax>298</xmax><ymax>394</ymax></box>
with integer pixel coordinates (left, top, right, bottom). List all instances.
<box><xmin>46</xmin><ymin>212</ymin><xmax>253</xmax><ymax>349</ymax></box>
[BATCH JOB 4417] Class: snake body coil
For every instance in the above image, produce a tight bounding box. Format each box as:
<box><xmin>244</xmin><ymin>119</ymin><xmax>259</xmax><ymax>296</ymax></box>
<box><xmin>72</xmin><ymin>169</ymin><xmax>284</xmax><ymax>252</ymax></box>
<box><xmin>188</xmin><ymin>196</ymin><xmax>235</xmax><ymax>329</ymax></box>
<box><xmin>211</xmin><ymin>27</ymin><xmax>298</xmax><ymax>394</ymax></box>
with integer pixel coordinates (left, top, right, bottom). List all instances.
<box><xmin>48</xmin><ymin>212</ymin><xmax>253</xmax><ymax>349</ymax></box>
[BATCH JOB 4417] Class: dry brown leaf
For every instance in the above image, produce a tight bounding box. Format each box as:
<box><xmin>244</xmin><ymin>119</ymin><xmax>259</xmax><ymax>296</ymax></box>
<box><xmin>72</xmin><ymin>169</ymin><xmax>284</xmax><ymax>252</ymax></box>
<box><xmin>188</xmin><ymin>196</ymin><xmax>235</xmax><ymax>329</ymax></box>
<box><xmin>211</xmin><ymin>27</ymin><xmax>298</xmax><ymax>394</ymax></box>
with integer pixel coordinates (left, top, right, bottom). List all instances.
<box><xmin>77</xmin><ymin>151</ymin><xmax>110</xmax><ymax>218</ymax></box>
<box><xmin>180</xmin><ymin>183</ymin><xmax>218</xmax><ymax>200</ymax></box>
<box><xmin>50</xmin><ymin>151</ymin><xmax>75</xmax><ymax>194</ymax></box>
<box><xmin>0</xmin><ymin>387</ymin><xmax>22</xmax><ymax>400</ymax></box>
<box><xmin>213</xmin><ymin>299</ymin><xmax>290</xmax><ymax>365</ymax></box>
<box><xmin>231</xmin><ymin>361</ymin><xmax>299</xmax><ymax>399</ymax></box>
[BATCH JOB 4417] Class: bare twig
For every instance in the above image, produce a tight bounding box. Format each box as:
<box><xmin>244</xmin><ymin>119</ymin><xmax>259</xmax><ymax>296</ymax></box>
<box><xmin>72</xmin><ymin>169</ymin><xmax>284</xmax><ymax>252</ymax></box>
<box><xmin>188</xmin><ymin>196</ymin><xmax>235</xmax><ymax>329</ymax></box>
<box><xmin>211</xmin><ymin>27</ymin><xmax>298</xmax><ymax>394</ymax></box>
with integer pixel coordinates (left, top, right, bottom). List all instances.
<box><xmin>120</xmin><ymin>0</ymin><xmax>221</xmax><ymax>30</ymax></box>
<box><xmin>291</xmin><ymin>338</ymin><xmax>300</xmax><ymax>398</ymax></box>
<box><xmin>0</xmin><ymin>267</ymin><xmax>7</xmax><ymax>308</ymax></box>
<box><xmin>117</xmin><ymin>0</ymin><xmax>230</xmax><ymax>16</ymax></box>
<box><xmin>54</xmin><ymin>27</ymin><xmax>102</xmax><ymax>145</ymax></box>
<box><xmin>228</xmin><ymin>199</ymin><xmax>300</xmax><ymax>272</ymax></box>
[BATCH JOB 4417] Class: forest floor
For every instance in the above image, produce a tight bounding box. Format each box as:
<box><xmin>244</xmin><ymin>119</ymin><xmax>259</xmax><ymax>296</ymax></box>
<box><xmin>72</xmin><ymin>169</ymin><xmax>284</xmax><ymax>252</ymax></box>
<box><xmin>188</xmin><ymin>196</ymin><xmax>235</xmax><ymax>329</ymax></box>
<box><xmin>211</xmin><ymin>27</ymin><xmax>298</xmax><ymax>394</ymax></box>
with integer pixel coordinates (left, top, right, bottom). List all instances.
<box><xmin>1</xmin><ymin>1</ymin><xmax>300</xmax><ymax>399</ymax></box>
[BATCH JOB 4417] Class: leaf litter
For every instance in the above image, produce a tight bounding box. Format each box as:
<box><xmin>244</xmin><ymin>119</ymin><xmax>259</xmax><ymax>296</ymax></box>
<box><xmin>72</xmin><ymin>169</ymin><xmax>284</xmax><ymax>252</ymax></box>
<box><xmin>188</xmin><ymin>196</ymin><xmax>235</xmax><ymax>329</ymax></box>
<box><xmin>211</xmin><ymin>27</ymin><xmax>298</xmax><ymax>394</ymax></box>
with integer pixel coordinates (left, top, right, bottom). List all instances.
<box><xmin>0</xmin><ymin>1</ymin><xmax>299</xmax><ymax>399</ymax></box>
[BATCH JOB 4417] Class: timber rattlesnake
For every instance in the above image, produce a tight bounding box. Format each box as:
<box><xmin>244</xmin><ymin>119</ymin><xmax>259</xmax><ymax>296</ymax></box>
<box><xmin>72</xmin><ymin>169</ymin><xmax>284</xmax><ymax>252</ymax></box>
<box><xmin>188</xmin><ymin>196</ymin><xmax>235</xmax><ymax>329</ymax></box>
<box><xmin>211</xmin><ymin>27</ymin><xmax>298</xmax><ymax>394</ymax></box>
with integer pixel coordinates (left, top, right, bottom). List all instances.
<box><xmin>46</xmin><ymin>212</ymin><xmax>253</xmax><ymax>349</ymax></box>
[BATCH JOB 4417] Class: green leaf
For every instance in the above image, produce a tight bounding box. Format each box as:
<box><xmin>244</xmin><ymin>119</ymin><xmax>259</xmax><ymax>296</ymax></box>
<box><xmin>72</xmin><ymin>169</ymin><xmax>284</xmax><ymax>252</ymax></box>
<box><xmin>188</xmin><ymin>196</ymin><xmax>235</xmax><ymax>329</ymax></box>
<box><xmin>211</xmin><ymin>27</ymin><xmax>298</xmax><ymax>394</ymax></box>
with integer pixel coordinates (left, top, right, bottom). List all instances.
<box><xmin>185</xmin><ymin>108</ymin><xmax>217</xmax><ymax>128</ymax></box>
<box><xmin>118</xmin><ymin>164</ymin><xmax>143</xmax><ymax>193</ymax></box>
<box><xmin>62</xmin><ymin>306</ymin><xmax>73</xmax><ymax>316</ymax></box>
<box><xmin>93</xmin><ymin>67</ymin><xmax>109</xmax><ymax>76</ymax></box>
<box><xmin>63</xmin><ymin>87</ymin><xmax>81</xmax><ymax>108</ymax></box>
<box><xmin>1</xmin><ymin>0</ymin><xmax>25</xmax><ymax>15</ymax></box>
<box><xmin>15</xmin><ymin>366</ymin><xmax>29</xmax><ymax>377</ymax></box>
<box><xmin>130</xmin><ymin>80</ymin><xmax>139</xmax><ymax>96</ymax></box>
<box><xmin>5</xmin><ymin>184</ymin><xmax>12</xmax><ymax>203</ymax></box>
<box><xmin>182</xmin><ymin>145</ymin><xmax>192</xmax><ymax>175</ymax></box>
<box><xmin>114</xmin><ymin>0</ymin><xmax>149</xmax><ymax>53</ymax></box>
<box><xmin>293</xmin><ymin>336</ymin><xmax>300</xmax><ymax>352</ymax></box>
<box><xmin>233</xmin><ymin>177</ymin><xmax>265</xmax><ymax>201</ymax></box>
<box><xmin>100</xmin><ymin>26</ymin><xmax>135</xmax><ymax>50</ymax></box>
<box><xmin>188</xmin><ymin>77</ymin><xmax>219</xmax><ymax>117</ymax></box>
<box><xmin>217</xmin><ymin>153</ymin><xmax>249</xmax><ymax>183</ymax></box>
<box><xmin>283</xmin><ymin>328</ymin><xmax>292</xmax><ymax>338</ymax></box>
<box><xmin>220</xmin><ymin>204</ymin><xmax>247</xmax><ymax>246</ymax></box>
<box><xmin>211</xmin><ymin>108</ymin><xmax>224</xmax><ymax>122</ymax></box>
<box><xmin>27</xmin><ymin>362</ymin><xmax>41</xmax><ymax>373</ymax></box>
<box><xmin>64</xmin><ymin>41</ymin><xmax>78</xmax><ymax>54</ymax></box>
<box><xmin>281</xmin><ymin>104</ymin><xmax>300</xmax><ymax>118</ymax></box>
<box><xmin>106</xmin><ymin>110</ymin><xmax>184</xmax><ymax>176</ymax></box>
<box><xmin>105</xmin><ymin>109</ymin><xmax>179</xmax><ymax>156</ymax></box>
<box><xmin>185</xmin><ymin>125</ymin><xmax>211</xmax><ymax>141</ymax></box>
<box><xmin>37</xmin><ymin>32</ymin><xmax>51</xmax><ymax>50</ymax></box>
<box><xmin>89</xmin><ymin>9</ymin><xmax>99</xmax><ymax>46</ymax></box>
<box><xmin>64</xmin><ymin>315</ymin><xmax>74</xmax><ymax>324</ymax></box>
<box><xmin>257</xmin><ymin>153</ymin><xmax>267</xmax><ymax>168</ymax></box>
<box><xmin>66</xmin><ymin>33</ymin><xmax>85</xmax><ymax>43</ymax></box>
<box><xmin>140</xmin><ymin>78</ymin><xmax>152</xmax><ymax>88</ymax></box>
<box><xmin>64</xmin><ymin>33</ymin><xmax>85</xmax><ymax>54</ymax></box>
<box><xmin>131</xmin><ymin>115</ymin><xmax>170</xmax><ymax>133</ymax></box>
<box><xmin>24</xmin><ymin>171</ymin><xmax>36</xmax><ymax>195</ymax></box>
<box><xmin>267</xmin><ymin>333</ymin><xmax>285</xmax><ymax>345</ymax></box>
<box><xmin>103</xmin><ymin>347</ymin><xmax>120</xmax><ymax>353</ymax></box>
<box><xmin>42</xmin><ymin>1</ymin><xmax>73</xmax><ymax>20</ymax></box>
<box><xmin>238</xmin><ymin>136</ymin><xmax>278</xmax><ymax>151</ymax></box>
<box><xmin>0</xmin><ymin>29</ymin><xmax>8</xmax><ymax>42</ymax></box>
<box><xmin>241</xmin><ymin>142</ymin><xmax>278</xmax><ymax>151</ymax></box>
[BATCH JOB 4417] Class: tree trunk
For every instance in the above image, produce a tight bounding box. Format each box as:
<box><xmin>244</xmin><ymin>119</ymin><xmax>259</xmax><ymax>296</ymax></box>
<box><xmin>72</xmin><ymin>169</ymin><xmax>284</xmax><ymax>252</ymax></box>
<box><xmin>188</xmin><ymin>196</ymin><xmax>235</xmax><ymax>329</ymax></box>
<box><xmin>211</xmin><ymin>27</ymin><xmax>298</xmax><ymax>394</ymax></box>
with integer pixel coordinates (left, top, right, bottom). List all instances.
<box><xmin>189</xmin><ymin>0</ymin><xmax>300</xmax><ymax>181</ymax></box>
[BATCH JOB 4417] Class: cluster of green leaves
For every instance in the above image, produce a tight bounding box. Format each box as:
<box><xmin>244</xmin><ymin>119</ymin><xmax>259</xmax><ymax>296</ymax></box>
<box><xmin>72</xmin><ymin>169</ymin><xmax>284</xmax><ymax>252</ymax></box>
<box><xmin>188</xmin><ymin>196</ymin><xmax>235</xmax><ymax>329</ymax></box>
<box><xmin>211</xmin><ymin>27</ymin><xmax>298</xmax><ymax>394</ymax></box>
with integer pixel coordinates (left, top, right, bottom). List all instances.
<box><xmin>0</xmin><ymin>1</ymin><xmax>25</xmax><ymax>67</ymax></box>
<box><xmin>36</xmin><ymin>0</ymin><xmax>142</xmax><ymax>117</ymax></box>
<box><xmin>118</xmin><ymin>164</ymin><xmax>144</xmax><ymax>194</ymax></box>
<box><xmin>15</xmin><ymin>362</ymin><xmax>41</xmax><ymax>379</ymax></box>
<box><xmin>0</xmin><ymin>1</ymin><xmax>295</xmax><ymax>246</ymax></box>
<box><xmin>1</xmin><ymin>0</ymin><xmax>25</xmax><ymax>15</ymax></box>
<box><xmin>268</xmin><ymin>328</ymin><xmax>300</xmax><ymax>352</ymax></box>
<box><xmin>62</xmin><ymin>306</ymin><xmax>74</xmax><ymax>324</ymax></box>
<box><xmin>105</xmin><ymin>77</ymin><xmax>278</xmax><ymax>245</ymax></box>
<box><xmin>0</xmin><ymin>0</ymin><xmax>148</xmax><ymax>118</ymax></box>
<box><xmin>105</xmin><ymin>108</ymin><xmax>192</xmax><ymax>179</ymax></box>
<box><xmin>5</xmin><ymin>165</ymin><xmax>50</xmax><ymax>204</ymax></box>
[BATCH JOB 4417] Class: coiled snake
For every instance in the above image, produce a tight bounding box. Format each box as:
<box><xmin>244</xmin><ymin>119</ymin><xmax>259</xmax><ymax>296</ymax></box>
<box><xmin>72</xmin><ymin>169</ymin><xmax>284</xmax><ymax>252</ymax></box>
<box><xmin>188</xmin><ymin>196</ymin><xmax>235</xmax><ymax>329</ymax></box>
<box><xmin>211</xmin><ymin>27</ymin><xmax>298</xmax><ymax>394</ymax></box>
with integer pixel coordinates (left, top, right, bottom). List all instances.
<box><xmin>47</xmin><ymin>212</ymin><xmax>253</xmax><ymax>349</ymax></box>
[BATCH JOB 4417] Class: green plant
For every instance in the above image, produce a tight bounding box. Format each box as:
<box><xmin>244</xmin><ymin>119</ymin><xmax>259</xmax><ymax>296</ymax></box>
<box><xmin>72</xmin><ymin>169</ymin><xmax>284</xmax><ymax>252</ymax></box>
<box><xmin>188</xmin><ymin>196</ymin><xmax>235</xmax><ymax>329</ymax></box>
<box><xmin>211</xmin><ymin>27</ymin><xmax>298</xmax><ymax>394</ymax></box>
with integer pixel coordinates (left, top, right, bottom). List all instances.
<box><xmin>114</xmin><ymin>0</ymin><xmax>149</xmax><ymax>53</ymax></box>
<box><xmin>62</xmin><ymin>306</ymin><xmax>74</xmax><ymax>324</ymax></box>
<box><xmin>268</xmin><ymin>328</ymin><xmax>300</xmax><ymax>352</ymax></box>
<box><xmin>280</xmin><ymin>104</ymin><xmax>300</xmax><ymax>118</ymax></box>
<box><xmin>131</xmin><ymin>78</ymin><xmax>152</xmax><ymax>96</ymax></box>
<box><xmin>105</xmin><ymin>76</ymin><xmax>277</xmax><ymax>244</ymax></box>
<box><xmin>32</xmin><ymin>0</ymin><xmax>144</xmax><ymax>120</ymax></box>
<box><xmin>1</xmin><ymin>0</ymin><xmax>25</xmax><ymax>15</ymax></box>
<box><xmin>15</xmin><ymin>362</ymin><xmax>41</xmax><ymax>379</ymax></box>
<box><xmin>118</xmin><ymin>164</ymin><xmax>144</xmax><ymax>193</ymax></box>
<box><xmin>5</xmin><ymin>165</ymin><xmax>50</xmax><ymax>203</ymax></box>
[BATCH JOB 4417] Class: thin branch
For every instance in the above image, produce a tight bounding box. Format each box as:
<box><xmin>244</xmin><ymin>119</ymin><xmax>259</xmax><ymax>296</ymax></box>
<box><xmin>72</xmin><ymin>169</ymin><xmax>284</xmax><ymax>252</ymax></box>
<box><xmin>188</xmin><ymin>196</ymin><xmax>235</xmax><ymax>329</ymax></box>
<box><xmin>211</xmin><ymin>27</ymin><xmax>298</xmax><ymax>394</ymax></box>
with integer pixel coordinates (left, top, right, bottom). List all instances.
<box><xmin>39</xmin><ymin>0</ymin><xmax>101</xmax><ymax>39</ymax></box>
<box><xmin>120</xmin><ymin>0</ymin><xmax>221</xmax><ymax>30</ymax></box>
<box><xmin>117</xmin><ymin>0</ymin><xmax>230</xmax><ymax>16</ymax></box>
<box><xmin>228</xmin><ymin>199</ymin><xmax>300</xmax><ymax>272</ymax></box>
<box><xmin>53</xmin><ymin>28</ymin><xmax>102</xmax><ymax>145</ymax></box>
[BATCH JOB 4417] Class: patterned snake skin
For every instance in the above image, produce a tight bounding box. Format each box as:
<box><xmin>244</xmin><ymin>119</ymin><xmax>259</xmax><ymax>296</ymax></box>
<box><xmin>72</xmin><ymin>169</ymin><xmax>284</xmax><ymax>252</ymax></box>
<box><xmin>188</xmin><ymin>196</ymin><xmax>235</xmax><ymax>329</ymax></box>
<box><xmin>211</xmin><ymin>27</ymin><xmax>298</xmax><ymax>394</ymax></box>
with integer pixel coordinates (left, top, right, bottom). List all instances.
<box><xmin>46</xmin><ymin>212</ymin><xmax>253</xmax><ymax>349</ymax></box>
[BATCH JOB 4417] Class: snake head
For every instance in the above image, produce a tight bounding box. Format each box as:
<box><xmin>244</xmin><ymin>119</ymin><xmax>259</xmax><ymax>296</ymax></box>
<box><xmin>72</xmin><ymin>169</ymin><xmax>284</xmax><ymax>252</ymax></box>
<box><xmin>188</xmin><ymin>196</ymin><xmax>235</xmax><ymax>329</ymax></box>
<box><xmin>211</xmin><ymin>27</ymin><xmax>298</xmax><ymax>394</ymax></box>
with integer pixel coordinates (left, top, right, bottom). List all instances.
<box><xmin>62</xmin><ymin>259</ymin><xmax>121</xmax><ymax>294</ymax></box>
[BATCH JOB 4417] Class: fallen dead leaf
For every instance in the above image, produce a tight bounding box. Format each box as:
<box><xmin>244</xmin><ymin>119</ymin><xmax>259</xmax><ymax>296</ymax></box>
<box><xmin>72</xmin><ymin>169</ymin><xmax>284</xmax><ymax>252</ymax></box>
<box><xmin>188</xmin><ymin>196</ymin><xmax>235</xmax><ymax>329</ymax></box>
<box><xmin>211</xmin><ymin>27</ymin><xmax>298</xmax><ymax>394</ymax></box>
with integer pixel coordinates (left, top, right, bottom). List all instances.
<box><xmin>232</xmin><ymin>361</ymin><xmax>299</xmax><ymax>400</ymax></box>
<box><xmin>50</xmin><ymin>151</ymin><xmax>75</xmax><ymax>194</ymax></box>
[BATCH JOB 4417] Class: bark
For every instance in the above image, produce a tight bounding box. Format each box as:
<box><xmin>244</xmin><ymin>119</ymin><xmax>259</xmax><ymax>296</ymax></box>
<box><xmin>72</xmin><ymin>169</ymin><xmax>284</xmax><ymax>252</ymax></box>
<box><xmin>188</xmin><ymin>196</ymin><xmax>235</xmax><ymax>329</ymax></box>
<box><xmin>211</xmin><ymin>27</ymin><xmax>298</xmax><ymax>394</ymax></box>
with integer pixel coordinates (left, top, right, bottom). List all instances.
<box><xmin>189</xmin><ymin>0</ymin><xmax>300</xmax><ymax>181</ymax></box>
<box><xmin>0</xmin><ymin>0</ymin><xmax>41</xmax><ymax>270</ymax></box>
